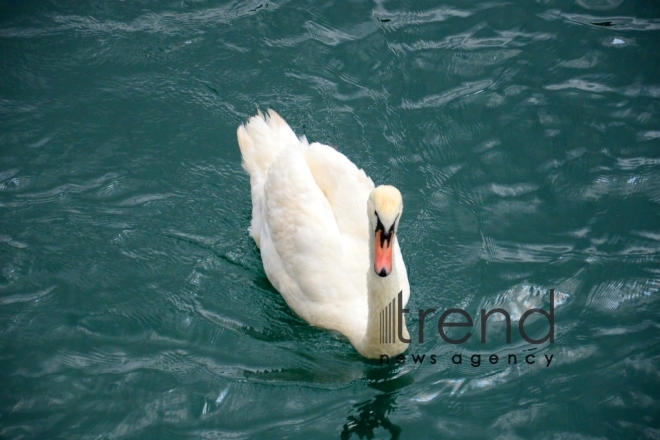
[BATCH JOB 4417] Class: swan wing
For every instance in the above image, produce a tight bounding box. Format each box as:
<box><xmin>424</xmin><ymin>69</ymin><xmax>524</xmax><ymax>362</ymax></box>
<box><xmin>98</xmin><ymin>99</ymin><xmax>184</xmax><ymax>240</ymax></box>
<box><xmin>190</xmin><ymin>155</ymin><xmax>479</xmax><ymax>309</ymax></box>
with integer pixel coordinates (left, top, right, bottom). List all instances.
<box><xmin>303</xmin><ymin>142</ymin><xmax>375</xmax><ymax>296</ymax></box>
<box><xmin>261</xmin><ymin>145</ymin><xmax>366</xmax><ymax>333</ymax></box>
<box><xmin>303</xmin><ymin>142</ymin><xmax>374</xmax><ymax>240</ymax></box>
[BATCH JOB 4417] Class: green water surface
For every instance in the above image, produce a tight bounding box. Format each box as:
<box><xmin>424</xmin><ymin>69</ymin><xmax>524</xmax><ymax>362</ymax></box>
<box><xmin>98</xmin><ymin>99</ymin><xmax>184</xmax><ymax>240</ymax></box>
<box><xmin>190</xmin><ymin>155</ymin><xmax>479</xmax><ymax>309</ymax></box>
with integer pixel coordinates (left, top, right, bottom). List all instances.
<box><xmin>1</xmin><ymin>0</ymin><xmax>659</xmax><ymax>438</ymax></box>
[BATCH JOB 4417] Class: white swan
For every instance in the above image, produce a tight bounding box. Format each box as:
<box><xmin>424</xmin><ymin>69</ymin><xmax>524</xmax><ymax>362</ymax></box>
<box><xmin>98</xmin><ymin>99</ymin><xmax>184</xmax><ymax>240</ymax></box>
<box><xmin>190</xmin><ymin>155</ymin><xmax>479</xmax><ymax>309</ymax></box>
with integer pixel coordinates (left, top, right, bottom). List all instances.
<box><xmin>237</xmin><ymin>110</ymin><xmax>410</xmax><ymax>359</ymax></box>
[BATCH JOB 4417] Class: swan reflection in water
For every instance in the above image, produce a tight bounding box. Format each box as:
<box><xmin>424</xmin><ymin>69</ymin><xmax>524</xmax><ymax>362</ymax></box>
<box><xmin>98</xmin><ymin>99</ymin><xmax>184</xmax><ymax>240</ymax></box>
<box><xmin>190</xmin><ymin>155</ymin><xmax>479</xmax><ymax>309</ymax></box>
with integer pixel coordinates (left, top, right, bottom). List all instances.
<box><xmin>341</xmin><ymin>365</ymin><xmax>412</xmax><ymax>439</ymax></box>
<box><xmin>341</xmin><ymin>392</ymin><xmax>402</xmax><ymax>440</ymax></box>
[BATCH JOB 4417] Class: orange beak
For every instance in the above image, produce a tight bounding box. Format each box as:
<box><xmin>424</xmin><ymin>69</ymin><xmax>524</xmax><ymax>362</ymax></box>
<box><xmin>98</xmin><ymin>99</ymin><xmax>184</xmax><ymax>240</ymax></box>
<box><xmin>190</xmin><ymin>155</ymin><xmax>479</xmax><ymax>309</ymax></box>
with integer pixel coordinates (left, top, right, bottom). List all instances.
<box><xmin>374</xmin><ymin>229</ymin><xmax>393</xmax><ymax>277</ymax></box>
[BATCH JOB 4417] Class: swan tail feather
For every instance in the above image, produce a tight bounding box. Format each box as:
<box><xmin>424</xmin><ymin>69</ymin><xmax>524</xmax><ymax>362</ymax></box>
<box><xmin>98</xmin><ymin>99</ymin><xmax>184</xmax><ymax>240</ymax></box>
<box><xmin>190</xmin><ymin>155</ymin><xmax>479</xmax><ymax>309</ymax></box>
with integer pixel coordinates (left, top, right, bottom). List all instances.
<box><xmin>237</xmin><ymin>109</ymin><xmax>305</xmax><ymax>246</ymax></box>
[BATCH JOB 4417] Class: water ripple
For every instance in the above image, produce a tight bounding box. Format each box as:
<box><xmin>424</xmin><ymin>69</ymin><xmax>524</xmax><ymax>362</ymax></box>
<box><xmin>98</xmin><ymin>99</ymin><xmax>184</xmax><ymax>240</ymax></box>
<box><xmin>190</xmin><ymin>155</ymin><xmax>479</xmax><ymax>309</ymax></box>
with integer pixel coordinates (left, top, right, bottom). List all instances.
<box><xmin>1</xmin><ymin>0</ymin><xmax>659</xmax><ymax>437</ymax></box>
<box><xmin>403</xmin><ymin>80</ymin><xmax>493</xmax><ymax>109</ymax></box>
<box><xmin>392</xmin><ymin>24</ymin><xmax>554</xmax><ymax>52</ymax></box>
<box><xmin>0</xmin><ymin>1</ymin><xmax>280</xmax><ymax>38</ymax></box>
<box><xmin>539</xmin><ymin>9</ymin><xmax>660</xmax><ymax>31</ymax></box>
<box><xmin>586</xmin><ymin>279</ymin><xmax>659</xmax><ymax>312</ymax></box>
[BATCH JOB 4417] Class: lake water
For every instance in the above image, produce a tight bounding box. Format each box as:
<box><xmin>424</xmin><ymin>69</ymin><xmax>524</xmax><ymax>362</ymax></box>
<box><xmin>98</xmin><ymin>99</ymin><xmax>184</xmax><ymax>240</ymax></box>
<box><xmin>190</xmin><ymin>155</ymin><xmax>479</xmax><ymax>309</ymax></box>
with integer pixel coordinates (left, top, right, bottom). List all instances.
<box><xmin>2</xmin><ymin>0</ymin><xmax>659</xmax><ymax>438</ymax></box>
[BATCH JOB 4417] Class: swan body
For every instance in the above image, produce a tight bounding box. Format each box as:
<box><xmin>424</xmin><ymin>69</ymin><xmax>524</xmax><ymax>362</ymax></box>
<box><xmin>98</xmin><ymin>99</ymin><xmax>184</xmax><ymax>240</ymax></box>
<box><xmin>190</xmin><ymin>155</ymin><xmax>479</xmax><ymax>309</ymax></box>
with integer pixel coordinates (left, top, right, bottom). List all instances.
<box><xmin>237</xmin><ymin>110</ymin><xmax>410</xmax><ymax>358</ymax></box>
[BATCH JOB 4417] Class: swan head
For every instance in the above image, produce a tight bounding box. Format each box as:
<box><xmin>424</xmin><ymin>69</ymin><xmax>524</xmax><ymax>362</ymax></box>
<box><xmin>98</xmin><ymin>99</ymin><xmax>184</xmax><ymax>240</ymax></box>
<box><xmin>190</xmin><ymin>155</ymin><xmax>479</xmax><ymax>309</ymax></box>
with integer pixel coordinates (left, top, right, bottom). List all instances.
<box><xmin>368</xmin><ymin>185</ymin><xmax>403</xmax><ymax>278</ymax></box>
